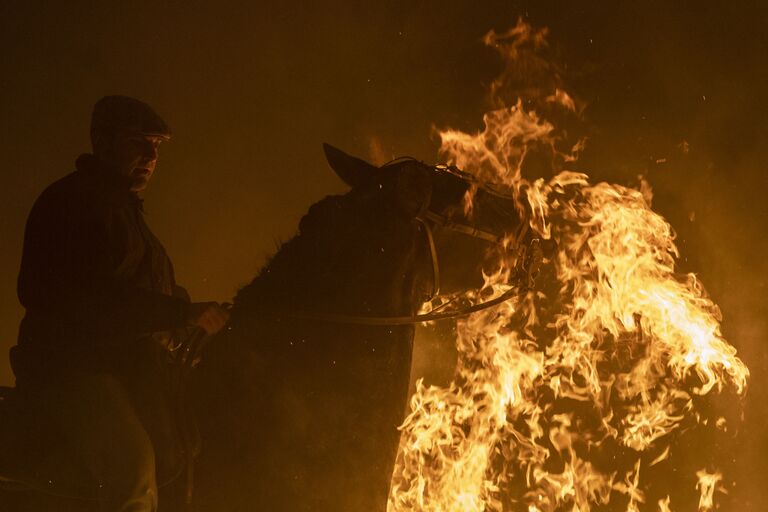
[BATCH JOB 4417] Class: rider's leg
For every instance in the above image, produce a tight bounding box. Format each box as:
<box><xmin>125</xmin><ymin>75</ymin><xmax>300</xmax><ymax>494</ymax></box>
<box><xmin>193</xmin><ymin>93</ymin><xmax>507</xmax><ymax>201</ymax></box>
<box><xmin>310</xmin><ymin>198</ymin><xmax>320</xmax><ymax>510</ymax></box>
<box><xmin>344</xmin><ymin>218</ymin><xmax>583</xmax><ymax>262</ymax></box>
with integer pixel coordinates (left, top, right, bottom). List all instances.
<box><xmin>109</xmin><ymin>337</ymin><xmax>183</xmax><ymax>480</ymax></box>
<box><xmin>42</xmin><ymin>372</ymin><xmax>158</xmax><ymax>512</ymax></box>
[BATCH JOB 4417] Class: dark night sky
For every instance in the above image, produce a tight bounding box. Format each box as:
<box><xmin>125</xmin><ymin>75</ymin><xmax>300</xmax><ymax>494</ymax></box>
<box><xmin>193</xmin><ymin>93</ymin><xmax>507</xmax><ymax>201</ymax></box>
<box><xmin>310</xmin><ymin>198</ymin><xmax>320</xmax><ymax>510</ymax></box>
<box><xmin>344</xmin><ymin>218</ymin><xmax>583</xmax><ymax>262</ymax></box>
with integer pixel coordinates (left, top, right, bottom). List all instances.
<box><xmin>1</xmin><ymin>0</ymin><xmax>767</xmax><ymax>507</ymax></box>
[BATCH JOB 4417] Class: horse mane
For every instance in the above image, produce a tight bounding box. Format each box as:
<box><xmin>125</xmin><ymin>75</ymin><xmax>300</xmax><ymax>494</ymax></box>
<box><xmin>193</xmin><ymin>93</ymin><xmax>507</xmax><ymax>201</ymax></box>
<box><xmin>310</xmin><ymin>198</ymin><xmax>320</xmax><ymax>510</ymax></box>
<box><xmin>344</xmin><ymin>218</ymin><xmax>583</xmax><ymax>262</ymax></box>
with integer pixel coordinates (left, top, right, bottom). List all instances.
<box><xmin>233</xmin><ymin>194</ymin><xmax>348</xmax><ymax>312</ymax></box>
<box><xmin>231</xmin><ymin>180</ymin><xmax>425</xmax><ymax>324</ymax></box>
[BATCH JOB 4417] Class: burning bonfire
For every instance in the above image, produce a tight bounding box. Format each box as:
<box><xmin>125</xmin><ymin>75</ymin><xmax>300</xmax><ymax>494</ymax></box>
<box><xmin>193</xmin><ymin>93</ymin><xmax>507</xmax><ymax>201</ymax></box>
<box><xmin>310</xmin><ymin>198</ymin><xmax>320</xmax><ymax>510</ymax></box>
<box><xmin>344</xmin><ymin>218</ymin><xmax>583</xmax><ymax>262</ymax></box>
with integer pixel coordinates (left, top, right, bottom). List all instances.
<box><xmin>388</xmin><ymin>21</ymin><xmax>748</xmax><ymax>512</ymax></box>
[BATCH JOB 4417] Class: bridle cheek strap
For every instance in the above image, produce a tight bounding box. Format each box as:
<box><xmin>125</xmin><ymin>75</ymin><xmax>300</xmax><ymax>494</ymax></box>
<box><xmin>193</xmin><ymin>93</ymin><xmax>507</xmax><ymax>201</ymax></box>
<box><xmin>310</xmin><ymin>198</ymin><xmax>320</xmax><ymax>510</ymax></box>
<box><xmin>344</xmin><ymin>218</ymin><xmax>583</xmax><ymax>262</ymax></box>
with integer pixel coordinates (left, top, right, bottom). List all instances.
<box><xmin>414</xmin><ymin>216</ymin><xmax>440</xmax><ymax>301</ymax></box>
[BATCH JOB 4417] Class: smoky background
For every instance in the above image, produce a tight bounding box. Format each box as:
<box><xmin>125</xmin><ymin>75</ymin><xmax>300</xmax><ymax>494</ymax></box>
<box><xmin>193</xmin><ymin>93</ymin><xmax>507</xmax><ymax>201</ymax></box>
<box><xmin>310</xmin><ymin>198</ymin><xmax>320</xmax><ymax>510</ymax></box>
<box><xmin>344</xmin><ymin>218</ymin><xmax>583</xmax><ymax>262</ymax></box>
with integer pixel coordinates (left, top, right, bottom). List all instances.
<box><xmin>0</xmin><ymin>0</ymin><xmax>765</xmax><ymax>509</ymax></box>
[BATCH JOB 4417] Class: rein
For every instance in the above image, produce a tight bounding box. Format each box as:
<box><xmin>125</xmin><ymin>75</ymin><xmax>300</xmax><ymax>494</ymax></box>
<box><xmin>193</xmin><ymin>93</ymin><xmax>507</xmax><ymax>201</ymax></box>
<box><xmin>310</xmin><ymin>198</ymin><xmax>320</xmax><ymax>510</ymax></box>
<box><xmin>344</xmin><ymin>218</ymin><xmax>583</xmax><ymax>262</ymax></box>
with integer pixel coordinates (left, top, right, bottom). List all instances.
<box><xmin>287</xmin><ymin>215</ymin><xmax>540</xmax><ymax>326</ymax></box>
<box><xmin>289</xmin><ymin>282</ymin><xmax>529</xmax><ymax>325</ymax></box>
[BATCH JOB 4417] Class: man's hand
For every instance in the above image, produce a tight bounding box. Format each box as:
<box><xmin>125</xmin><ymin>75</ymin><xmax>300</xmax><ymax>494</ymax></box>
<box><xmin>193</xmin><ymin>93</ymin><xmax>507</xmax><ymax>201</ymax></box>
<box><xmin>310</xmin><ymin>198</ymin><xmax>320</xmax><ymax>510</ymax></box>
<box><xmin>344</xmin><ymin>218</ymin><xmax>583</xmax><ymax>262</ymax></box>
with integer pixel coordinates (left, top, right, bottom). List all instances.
<box><xmin>187</xmin><ymin>302</ymin><xmax>230</xmax><ymax>335</ymax></box>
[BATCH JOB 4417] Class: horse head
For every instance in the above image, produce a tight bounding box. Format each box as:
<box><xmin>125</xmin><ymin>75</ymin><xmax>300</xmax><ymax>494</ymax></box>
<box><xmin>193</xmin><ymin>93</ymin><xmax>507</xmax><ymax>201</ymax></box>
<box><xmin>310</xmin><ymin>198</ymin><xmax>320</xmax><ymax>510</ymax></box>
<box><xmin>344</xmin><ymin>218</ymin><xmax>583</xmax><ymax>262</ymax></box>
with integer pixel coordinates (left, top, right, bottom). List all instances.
<box><xmin>233</xmin><ymin>144</ymin><xmax>520</xmax><ymax>323</ymax></box>
<box><xmin>323</xmin><ymin>143</ymin><xmax>527</xmax><ymax>299</ymax></box>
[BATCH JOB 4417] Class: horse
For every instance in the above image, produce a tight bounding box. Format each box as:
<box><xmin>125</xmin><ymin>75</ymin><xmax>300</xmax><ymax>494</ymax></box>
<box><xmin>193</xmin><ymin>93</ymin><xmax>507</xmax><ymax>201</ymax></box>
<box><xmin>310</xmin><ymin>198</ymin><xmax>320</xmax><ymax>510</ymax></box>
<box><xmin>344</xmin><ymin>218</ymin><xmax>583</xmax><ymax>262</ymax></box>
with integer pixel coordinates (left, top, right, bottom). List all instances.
<box><xmin>0</xmin><ymin>144</ymin><xmax>524</xmax><ymax>511</ymax></box>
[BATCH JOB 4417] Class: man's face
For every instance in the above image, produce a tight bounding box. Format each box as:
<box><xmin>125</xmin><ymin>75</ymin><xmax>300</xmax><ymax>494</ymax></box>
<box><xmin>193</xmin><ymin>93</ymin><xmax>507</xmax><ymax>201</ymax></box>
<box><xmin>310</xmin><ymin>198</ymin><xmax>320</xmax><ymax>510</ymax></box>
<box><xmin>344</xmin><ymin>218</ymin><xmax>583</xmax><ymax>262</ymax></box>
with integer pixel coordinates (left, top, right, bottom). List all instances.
<box><xmin>103</xmin><ymin>130</ymin><xmax>165</xmax><ymax>192</ymax></box>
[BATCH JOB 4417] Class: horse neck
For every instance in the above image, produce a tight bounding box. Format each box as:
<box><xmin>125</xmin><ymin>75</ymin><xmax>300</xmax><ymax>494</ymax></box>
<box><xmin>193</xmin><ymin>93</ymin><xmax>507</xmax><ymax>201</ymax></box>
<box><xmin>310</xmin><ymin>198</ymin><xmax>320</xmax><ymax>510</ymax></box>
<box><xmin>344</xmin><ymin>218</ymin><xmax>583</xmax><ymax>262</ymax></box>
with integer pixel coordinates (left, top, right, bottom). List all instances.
<box><xmin>233</xmin><ymin>194</ymin><xmax>424</xmax><ymax>319</ymax></box>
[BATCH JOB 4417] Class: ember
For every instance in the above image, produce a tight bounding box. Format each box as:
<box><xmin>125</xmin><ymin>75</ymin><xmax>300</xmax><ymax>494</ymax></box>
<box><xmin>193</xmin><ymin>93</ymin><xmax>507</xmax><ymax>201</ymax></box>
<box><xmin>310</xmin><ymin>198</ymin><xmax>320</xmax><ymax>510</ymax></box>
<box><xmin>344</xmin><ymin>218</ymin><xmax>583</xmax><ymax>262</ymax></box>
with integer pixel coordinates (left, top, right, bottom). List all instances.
<box><xmin>389</xmin><ymin>20</ymin><xmax>748</xmax><ymax>512</ymax></box>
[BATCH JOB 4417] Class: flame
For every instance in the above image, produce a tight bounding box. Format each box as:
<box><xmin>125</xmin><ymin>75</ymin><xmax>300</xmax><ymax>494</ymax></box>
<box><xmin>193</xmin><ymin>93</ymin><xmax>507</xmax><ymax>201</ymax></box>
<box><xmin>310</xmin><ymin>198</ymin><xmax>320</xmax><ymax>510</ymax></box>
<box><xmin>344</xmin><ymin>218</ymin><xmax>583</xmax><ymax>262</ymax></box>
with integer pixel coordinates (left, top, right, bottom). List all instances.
<box><xmin>389</xmin><ymin>19</ymin><xmax>748</xmax><ymax>512</ymax></box>
<box><xmin>696</xmin><ymin>470</ymin><xmax>723</xmax><ymax>511</ymax></box>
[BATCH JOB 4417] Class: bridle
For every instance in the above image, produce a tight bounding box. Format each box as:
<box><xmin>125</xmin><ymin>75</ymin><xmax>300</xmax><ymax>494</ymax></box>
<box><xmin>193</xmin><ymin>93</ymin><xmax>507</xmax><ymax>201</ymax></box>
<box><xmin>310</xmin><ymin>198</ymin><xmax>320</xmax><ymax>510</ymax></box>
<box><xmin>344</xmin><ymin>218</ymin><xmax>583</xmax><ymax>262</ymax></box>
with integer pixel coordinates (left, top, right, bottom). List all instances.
<box><xmin>288</xmin><ymin>172</ymin><xmax>542</xmax><ymax>326</ymax></box>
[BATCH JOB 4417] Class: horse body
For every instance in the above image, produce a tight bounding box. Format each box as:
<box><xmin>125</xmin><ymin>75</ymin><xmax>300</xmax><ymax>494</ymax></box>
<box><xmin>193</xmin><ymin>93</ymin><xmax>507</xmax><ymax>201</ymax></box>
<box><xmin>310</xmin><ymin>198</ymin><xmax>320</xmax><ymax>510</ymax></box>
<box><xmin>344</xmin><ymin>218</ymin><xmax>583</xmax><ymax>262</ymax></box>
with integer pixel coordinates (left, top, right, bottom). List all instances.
<box><xmin>192</xmin><ymin>187</ymin><xmax>430</xmax><ymax>511</ymax></box>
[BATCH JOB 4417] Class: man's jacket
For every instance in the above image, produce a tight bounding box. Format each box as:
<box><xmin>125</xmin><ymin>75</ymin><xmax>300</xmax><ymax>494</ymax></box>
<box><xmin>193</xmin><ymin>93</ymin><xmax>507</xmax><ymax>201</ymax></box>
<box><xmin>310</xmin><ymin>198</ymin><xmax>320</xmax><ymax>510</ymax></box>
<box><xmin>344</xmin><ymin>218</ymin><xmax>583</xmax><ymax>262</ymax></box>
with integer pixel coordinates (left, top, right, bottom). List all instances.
<box><xmin>12</xmin><ymin>154</ymin><xmax>189</xmax><ymax>388</ymax></box>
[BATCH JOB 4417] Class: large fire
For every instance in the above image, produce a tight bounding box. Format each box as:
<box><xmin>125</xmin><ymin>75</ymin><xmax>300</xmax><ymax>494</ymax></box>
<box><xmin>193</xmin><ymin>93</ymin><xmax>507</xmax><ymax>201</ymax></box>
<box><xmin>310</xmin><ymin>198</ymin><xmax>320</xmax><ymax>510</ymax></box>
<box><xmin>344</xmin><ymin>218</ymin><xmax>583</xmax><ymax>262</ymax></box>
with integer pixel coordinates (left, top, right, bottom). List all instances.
<box><xmin>388</xmin><ymin>20</ymin><xmax>748</xmax><ymax>512</ymax></box>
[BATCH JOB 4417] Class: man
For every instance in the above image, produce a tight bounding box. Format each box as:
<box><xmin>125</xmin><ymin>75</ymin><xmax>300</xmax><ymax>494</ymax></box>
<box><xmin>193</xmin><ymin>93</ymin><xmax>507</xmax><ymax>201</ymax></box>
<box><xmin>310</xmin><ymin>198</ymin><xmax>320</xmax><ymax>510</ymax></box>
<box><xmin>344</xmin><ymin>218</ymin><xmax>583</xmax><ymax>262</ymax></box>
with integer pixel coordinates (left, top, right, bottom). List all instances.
<box><xmin>9</xmin><ymin>96</ymin><xmax>229</xmax><ymax>511</ymax></box>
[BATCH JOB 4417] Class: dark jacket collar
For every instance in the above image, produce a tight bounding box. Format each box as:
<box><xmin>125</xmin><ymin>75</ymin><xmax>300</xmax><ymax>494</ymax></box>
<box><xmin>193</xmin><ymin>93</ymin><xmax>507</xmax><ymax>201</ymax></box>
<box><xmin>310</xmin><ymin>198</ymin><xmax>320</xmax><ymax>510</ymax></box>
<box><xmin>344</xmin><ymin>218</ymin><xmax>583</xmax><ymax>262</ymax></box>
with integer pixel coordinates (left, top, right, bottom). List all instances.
<box><xmin>74</xmin><ymin>154</ymin><xmax>144</xmax><ymax>209</ymax></box>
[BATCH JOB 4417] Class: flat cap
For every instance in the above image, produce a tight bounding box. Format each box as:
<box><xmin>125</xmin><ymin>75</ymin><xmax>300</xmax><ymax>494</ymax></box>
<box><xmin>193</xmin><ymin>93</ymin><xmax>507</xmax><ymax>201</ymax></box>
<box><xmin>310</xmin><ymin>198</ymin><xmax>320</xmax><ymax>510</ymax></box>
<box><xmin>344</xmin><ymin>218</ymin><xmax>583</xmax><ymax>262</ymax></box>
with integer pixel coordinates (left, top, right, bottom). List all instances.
<box><xmin>91</xmin><ymin>95</ymin><xmax>171</xmax><ymax>141</ymax></box>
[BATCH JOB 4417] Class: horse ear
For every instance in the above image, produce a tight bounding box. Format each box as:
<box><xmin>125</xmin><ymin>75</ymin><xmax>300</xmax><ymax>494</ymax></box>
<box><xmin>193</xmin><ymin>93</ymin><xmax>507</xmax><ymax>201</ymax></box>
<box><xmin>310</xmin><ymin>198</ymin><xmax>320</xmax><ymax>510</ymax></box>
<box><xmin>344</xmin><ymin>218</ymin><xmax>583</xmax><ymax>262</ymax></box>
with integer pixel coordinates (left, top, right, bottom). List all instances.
<box><xmin>323</xmin><ymin>143</ymin><xmax>380</xmax><ymax>188</ymax></box>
